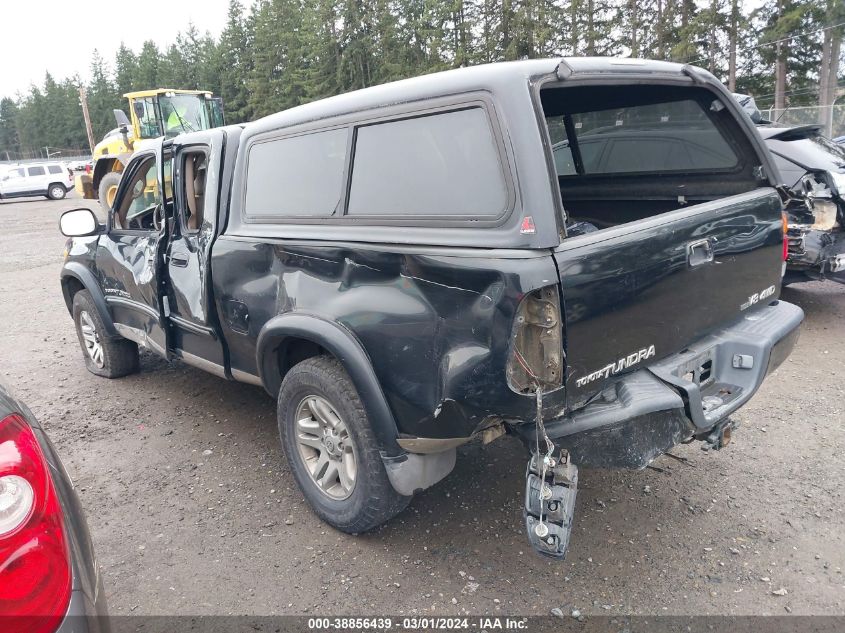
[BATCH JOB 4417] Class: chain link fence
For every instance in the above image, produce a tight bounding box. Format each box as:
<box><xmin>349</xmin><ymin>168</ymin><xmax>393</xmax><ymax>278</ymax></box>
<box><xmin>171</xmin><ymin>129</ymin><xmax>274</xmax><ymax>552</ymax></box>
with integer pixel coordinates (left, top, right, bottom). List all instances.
<box><xmin>765</xmin><ymin>104</ymin><xmax>845</xmax><ymax>139</ymax></box>
<box><xmin>1</xmin><ymin>148</ymin><xmax>92</xmax><ymax>165</ymax></box>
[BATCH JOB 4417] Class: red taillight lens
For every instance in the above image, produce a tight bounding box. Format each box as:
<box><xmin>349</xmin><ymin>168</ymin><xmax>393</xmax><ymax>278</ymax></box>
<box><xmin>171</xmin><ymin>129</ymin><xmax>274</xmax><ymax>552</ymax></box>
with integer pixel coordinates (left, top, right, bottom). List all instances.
<box><xmin>782</xmin><ymin>212</ymin><xmax>789</xmax><ymax>261</ymax></box>
<box><xmin>0</xmin><ymin>414</ymin><xmax>71</xmax><ymax>633</ymax></box>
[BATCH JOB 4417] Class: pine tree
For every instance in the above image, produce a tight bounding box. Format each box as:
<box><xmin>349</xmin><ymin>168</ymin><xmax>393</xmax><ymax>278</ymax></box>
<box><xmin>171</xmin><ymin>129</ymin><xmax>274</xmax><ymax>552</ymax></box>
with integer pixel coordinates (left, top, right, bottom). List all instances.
<box><xmin>115</xmin><ymin>44</ymin><xmax>139</xmax><ymax>96</ymax></box>
<box><xmin>749</xmin><ymin>0</ymin><xmax>824</xmax><ymax>111</ymax></box>
<box><xmin>0</xmin><ymin>98</ymin><xmax>20</xmax><ymax>159</ymax></box>
<box><xmin>136</xmin><ymin>41</ymin><xmax>161</xmax><ymax>89</ymax></box>
<box><xmin>219</xmin><ymin>0</ymin><xmax>255</xmax><ymax>122</ymax></box>
<box><xmin>248</xmin><ymin>0</ymin><xmax>311</xmax><ymax>117</ymax></box>
<box><xmin>818</xmin><ymin>0</ymin><xmax>844</xmax><ymax>132</ymax></box>
<box><xmin>87</xmin><ymin>50</ymin><xmax>121</xmax><ymax>140</ymax></box>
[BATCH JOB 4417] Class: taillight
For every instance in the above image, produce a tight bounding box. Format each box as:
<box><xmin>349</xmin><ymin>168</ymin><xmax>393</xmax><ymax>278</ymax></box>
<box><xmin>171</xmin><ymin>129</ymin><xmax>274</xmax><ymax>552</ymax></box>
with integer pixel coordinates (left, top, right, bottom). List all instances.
<box><xmin>782</xmin><ymin>212</ymin><xmax>789</xmax><ymax>261</ymax></box>
<box><xmin>507</xmin><ymin>286</ymin><xmax>564</xmax><ymax>393</ymax></box>
<box><xmin>0</xmin><ymin>414</ymin><xmax>71</xmax><ymax>633</ymax></box>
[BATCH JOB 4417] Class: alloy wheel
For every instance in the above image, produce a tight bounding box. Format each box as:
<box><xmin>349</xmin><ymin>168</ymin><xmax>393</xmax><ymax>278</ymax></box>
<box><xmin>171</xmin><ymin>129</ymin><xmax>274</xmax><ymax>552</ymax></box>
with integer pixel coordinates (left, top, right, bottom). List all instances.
<box><xmin>294</xmin><ymin>395</ymin><xmax>357</xmax><ymax>500</ymax></box>
<box><xmin>79</xmin><ymin>310</ymin><xmax>104</xmax><ymax>368</ymax></box>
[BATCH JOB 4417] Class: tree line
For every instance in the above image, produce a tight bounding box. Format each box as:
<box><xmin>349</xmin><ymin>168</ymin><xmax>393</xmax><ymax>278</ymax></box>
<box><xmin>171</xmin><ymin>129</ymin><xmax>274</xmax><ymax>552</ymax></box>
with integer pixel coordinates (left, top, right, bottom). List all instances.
<box><xmin>1</xmin><ymin>0</ymin><xmax>842</xmax><ymax>160</ymax></box>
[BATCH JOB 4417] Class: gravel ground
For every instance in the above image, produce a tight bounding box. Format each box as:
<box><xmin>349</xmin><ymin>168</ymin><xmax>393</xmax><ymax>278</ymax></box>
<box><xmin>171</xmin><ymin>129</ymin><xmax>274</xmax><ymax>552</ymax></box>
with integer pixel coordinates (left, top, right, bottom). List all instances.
<box><xmin>0</xmin><ymin>193</ymin><xmax>843</xmax><ymax>617</ymax></box>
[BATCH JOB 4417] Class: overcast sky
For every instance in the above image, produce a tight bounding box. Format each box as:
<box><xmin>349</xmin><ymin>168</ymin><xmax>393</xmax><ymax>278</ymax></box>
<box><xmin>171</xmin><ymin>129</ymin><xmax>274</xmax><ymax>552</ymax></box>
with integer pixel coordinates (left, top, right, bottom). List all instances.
<box><xmin>2</xmin><ymin>0</ymin><xmax>774</xmax><ymax>102</ymax></box>
<box><xmin>1</xmin><ymin>0</ymin><xmax>235</xmax><ymax>100</ymax></box>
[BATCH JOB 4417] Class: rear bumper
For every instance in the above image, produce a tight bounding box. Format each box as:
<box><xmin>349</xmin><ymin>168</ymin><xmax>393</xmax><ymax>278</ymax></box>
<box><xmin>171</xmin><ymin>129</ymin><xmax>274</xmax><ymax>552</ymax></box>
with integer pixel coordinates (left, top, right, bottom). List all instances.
<box><xmin>514</xmin><ymin>300</ymin><xmax>803</xmax><ymax>469</ymax></box>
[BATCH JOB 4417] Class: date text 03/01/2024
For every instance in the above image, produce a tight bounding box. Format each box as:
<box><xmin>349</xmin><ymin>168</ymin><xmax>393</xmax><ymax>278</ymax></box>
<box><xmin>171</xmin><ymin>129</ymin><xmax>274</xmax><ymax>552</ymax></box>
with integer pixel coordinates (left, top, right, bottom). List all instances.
<box><xmin>307</xmin><ymin>617</ymin><xmax>529</xmax><ymax>630</ymax></box>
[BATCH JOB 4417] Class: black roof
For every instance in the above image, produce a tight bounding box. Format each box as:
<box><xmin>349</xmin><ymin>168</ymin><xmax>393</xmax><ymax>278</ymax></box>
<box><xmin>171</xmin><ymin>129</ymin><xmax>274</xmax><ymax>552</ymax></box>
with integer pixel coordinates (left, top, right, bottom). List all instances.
<box><xmin>242</xmin><ymin>57</ymin><xmax>703</xmax><ymax>135</ymax></box>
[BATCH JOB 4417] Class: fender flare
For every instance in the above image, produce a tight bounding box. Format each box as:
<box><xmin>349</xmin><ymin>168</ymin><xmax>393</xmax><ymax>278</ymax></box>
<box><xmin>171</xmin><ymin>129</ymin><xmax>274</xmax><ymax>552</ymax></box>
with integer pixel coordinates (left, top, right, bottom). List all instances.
<box><xmin>60</xmin><ymin>263</ymin><xmax>119</xmax><ymax>338</ymax></box>
<box><xmin>256</xmin><ymin>313</ymin><xmax>402</xmax><ymax>456</ymax></box>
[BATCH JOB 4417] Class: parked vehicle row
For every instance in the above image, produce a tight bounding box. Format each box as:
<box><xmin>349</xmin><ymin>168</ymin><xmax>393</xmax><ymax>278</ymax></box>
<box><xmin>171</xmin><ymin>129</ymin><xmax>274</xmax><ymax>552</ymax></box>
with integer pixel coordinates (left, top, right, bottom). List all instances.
<box><xmin>57</xmin><ymin>57</ymin><xmax>802</xmax><ymax>559</ymax></box>
<box><xmin>0</xmin><ymin>163</ymin><xmax>74</xmax><ymax>200</ymax></box>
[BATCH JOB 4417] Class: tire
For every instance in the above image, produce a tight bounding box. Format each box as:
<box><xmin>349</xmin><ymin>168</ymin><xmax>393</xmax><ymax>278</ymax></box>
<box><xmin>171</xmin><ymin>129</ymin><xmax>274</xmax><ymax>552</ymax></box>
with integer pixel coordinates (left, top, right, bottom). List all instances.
<box><xmin>72</xmin><ymin>290</ymin><xmax>139</xmax><ymax>378</ymax></box>
<box><xmin>98</xmin><ymin>172</ymin><xmax>122</xmax><ymax>211</ymax></box>
<box><xmin>278</xmin><ymin>356</ymin><xmax>410</xmax><ymax>533</ymax></box>
<box><xmin>47</xmin><ymin>184</ymin><xmax>66</xmax><ymax>200</ymax></box>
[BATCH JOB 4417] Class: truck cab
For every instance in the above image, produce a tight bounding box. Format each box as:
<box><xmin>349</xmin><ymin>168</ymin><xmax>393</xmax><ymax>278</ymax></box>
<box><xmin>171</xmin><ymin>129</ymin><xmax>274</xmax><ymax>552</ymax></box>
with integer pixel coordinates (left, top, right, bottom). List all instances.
<box><xmin>59</xmin><ymin>58</ymin><xmax>803</xmax><ymax>560</ymax></box>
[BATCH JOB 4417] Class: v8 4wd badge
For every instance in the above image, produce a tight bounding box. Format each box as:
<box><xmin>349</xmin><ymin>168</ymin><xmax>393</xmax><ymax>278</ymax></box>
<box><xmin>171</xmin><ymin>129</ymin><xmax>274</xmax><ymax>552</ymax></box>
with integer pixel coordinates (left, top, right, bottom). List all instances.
<box><xmin>740</xmin><ymin>284</ymin><xmax>776</xmax><ymax>311</ymax></box>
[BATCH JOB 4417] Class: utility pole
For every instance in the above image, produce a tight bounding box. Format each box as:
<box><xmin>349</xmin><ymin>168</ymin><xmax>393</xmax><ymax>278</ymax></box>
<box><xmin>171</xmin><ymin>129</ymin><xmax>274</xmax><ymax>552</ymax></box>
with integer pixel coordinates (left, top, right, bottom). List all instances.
<box><xmin>79</xmin><ymin>87</ymin><xmax>96</xmax><ymax>155</ymax></box>
<box><xmin>774</xmin><ymin>0</ymin><xmax>787</xmax><ymax>112</ymax></box>
<box><xmin>728</xmin><ymin>0</ymin><xmax>738</xmax><ymax>92</ymax></box>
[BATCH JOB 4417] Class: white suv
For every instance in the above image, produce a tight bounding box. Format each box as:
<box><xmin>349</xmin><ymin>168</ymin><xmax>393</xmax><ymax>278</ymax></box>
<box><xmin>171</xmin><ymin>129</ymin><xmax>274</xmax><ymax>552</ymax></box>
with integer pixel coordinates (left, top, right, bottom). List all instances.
<box><xmin>0</xmin><ymin>163</ymin><xmax>74</xmax><ymax>200</ymax></box>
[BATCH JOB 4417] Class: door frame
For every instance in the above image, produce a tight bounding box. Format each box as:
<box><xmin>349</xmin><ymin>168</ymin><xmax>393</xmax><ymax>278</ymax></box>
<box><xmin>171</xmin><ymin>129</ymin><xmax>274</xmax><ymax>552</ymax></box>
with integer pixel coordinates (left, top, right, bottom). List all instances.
<box><xmin>99</xmin><ymin>138</ymin><xmax>172</xmax><ymax>358</ymax></box>
<box><xmin>163</xmin><ymin>131</ymin><xmax>229</xmax><ymax>376</ymax></box>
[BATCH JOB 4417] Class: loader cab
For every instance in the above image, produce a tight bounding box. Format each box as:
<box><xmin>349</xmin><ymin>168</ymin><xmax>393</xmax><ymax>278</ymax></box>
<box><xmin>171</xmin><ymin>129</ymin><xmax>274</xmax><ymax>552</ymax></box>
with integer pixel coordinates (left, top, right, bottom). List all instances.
<box><xmin>125</xmin><ymin>89</ymin><xmax>226</xmax><ymax>142</ymax></box>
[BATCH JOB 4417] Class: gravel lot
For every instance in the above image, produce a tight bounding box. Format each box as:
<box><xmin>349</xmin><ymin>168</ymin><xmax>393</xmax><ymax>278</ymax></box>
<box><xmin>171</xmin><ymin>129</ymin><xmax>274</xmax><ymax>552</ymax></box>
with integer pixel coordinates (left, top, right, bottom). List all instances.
<box><xmin>1</xmin><ymin>193</ymin><xmax>843</xmax><ymax>617</ymax></box>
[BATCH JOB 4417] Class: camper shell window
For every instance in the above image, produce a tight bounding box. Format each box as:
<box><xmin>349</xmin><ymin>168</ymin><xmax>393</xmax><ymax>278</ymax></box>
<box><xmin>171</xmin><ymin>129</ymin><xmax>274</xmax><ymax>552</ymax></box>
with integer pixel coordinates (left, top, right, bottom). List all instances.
<box><xmin>541</xmin><ymin>84</ymin><xmax>762</xmax><ymax>232</ymax></box>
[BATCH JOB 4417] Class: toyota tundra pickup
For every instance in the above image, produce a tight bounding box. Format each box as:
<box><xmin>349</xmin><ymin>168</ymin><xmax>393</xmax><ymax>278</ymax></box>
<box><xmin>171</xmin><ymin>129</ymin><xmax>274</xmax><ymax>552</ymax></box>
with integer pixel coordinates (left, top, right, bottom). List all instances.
<box><xmin>59</xmin><ymin>58</ymin><xmax>803</xmax><ymax>559</ymax></box>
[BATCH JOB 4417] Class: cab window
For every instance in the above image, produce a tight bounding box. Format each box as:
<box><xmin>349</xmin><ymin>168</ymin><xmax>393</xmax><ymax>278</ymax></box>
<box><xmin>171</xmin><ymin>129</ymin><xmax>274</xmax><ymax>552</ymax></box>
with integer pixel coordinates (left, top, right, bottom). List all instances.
<box><xmin>179</xmin><ymin>150</ymin><xmax>208</xmax><ymax>233</ymax></box>
<box><xmin>113</xmin><ymin>157</ymin><xmax>161</xmax><ymax>231</ymax></box>
<box><xmin>134</xmin><ymin>98</ymin><xmax>160</xmax><ymax>139</ymax></box>
<box><xmin>27</xmin><ymin>166</ymin><xmax>46</xmax><ymax>177</ymax></box>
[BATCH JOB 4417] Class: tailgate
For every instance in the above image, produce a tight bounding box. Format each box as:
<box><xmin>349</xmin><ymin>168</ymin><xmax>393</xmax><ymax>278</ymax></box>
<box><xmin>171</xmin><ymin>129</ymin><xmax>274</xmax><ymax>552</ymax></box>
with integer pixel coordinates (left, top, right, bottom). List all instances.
<box><xmin>554</xmin><ymin>188</ymin><xmax>785</xmax><ymax>407</ymax></box>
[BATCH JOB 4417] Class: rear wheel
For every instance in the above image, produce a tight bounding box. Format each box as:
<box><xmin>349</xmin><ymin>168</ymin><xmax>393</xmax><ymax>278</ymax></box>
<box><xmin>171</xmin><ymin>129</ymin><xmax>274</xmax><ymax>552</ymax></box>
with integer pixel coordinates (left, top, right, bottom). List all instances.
<box><xmin>278</xmin><ymin>356</ymin><xmax>410</xmax><ymax>533</ymax></box>
<box><xmin>47</xmin><ymin>184</ymin><xmax>66</xmax><ymax>200</ymax></box>
<box><xmin>72</xmin><ymin>290</ymin><xmax>139</xmax><ymax>378</ymax></box>
<box><xmin>97</xmin><ymin>172</ymin><xmax>122</xmax><ymax>211</ymax></box>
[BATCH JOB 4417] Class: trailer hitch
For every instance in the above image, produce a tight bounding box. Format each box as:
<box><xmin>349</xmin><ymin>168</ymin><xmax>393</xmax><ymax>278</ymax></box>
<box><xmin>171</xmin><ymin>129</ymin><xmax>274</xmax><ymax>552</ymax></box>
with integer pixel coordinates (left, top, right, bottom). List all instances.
<box><xmin>524</xmin><ymin>450</ymin><xmax>578</xmax><ymax>559</ymax></box>
<box><xmin>700</xmin><ymin>417</ymin><xmax>739</xmax><ymax>451</ymax></box>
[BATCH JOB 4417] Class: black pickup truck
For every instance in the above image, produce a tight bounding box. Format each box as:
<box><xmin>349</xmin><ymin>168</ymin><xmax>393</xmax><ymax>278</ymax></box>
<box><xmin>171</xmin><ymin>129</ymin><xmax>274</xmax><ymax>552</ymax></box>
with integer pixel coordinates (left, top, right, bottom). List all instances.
<box><xmin>59</xmin><ymin>58</ymin><xmax>803</xmax><ymax>559</ymax></box>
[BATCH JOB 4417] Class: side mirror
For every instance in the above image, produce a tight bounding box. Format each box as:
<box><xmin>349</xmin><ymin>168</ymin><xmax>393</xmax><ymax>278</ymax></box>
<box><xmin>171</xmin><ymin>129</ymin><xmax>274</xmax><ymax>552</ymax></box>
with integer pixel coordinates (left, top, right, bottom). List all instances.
<box><xmin>59</xmin><ymin>208</ymin><xmax>101</xmax><ymax>237</ymax></box>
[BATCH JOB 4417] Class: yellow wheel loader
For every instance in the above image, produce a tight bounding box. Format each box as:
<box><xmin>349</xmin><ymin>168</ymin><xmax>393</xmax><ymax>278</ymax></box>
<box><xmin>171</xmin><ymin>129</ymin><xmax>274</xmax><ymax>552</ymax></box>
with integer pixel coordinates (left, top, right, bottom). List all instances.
<box><xmin>77</xmin><ymin>89</ymin><xmax>224</xmax><ymax>210</ymax></box>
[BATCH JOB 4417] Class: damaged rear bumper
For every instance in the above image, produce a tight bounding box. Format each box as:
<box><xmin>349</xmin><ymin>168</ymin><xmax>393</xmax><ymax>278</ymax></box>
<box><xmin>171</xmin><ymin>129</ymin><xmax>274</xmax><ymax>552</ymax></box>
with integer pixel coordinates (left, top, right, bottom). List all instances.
<box><xmin>786</xmin><ymin>225</ymin><xmax>845</xmax><ymax>284</ymax></box>
<box><xmin>514</xmin><ymin>300</ymin><xmax>804</xmax><ymax>469</ymax></box>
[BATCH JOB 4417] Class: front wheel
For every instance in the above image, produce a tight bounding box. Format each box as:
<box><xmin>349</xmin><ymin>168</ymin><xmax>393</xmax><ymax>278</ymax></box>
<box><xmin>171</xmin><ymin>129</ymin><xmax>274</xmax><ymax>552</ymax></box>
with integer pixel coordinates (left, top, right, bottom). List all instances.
<box><xmin>47</xmin><ymin>184</ymin><xmax>66</xmax><ymax>200</ymax></box>
<box><xmin>72</xmin><ymin>290</ymin><xmax>139</xmax><ymax>378</ymax></box>
<box><xmin>278</xmin><ymin>356</ymin><xmax>410</xmax><ymax>533</ymax></box>
<box><xmin>98</xmin><ymin>172</ymin><xmax>122</xmax><ymax>212</ymax></box>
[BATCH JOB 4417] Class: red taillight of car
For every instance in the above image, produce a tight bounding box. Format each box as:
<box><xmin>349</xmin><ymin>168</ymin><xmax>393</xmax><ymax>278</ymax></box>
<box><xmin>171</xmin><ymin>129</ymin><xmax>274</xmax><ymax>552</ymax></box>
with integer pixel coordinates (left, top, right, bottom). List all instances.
<box><xmin>0</xmin><ymin>414</ymin><xmax>71</xmax><ymax>633</ymax></box>
<box><xmin>782</xmin><ymin>212</ymin><xmax>789</xmax><ymax>261</ymax></box>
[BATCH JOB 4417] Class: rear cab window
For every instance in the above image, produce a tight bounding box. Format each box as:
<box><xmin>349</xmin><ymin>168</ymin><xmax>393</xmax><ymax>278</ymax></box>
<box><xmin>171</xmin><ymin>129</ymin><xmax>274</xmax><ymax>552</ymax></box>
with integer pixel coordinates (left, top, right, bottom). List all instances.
<box><xmin>48</xmin><ymin>165</ymin><xmax>63</xmax><ymax>175</ymax></box>
<box><xmin>27</xmin><ymin>166</ymin><xmax>46</xmax><ymax>177</ymax></box>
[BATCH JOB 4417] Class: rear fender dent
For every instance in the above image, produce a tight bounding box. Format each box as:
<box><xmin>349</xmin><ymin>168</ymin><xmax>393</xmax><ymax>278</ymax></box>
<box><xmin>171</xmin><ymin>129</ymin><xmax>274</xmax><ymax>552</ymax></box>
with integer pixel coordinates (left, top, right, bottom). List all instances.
<box><xmin>257</xmin><ymin>313</ymin><xmax>402</xmax><ymax>456</ymax></box>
